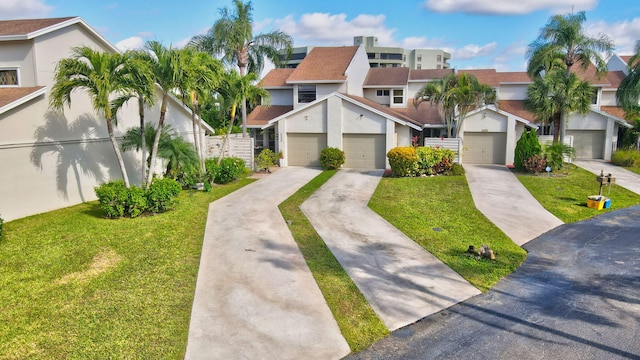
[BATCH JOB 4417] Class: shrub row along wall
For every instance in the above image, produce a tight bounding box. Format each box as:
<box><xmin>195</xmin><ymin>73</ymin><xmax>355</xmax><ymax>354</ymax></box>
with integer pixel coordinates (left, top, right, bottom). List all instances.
<box><xmin>206</xmin><ymin>135</ymin><xmax>254</xmax><ymax>170</ymax></box>
<box><xmin>424</xmin><ymin>138</ymin><xmax>461</xmax><ymax>164</ymax></box>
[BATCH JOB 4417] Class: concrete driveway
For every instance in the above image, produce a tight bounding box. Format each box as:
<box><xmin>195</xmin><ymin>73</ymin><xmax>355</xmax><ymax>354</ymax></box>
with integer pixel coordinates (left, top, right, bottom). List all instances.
<box><xmin>185</xmin><ymin>167</ymin><xmax>349</xmax><ymax>360</ymax></box>
<box><xmin>465</xmin><ymin>165</ymin><xmax>564</xmax><ymax>245</ymax></box>
<box><xmin>575</xmin><ymin>160</ymin><xmax>640</xmax><ymax>195</ymax></box>
<box><xmin>346</xmin><ymin>205</ymin><xmax>640</xmax><ymax>360</ymax></box>
<box><xmin>301</xmin><ymin>169</ymin><xmax>481</xmax><ymax>331</ymax></box>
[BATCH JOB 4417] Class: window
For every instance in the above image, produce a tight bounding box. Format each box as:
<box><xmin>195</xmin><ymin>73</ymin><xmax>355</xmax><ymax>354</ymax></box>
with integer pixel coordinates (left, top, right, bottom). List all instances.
<box><xmin>417</xmin><ymin>64</ymin><xmax>422</xmax><ymax>70</ymax></box>
<box><xmin>591</xmin><ymin>88</ymin><xmax>599</xmax><ymax>105</ymax></box>
<box><xmin>376</xmin><ymin>90</ymin><xmax>390</xmax><ymax>97</ymax></box>
<box><xmin>437</xmin><ymin>55</ymin><xmax>442</xmax><ymax>62</ymax></box>
<box><xmin>298</xmin><ymin>85</ymin><xmax>316</xmax><ymax>103</ymax></box>
<box><xmin>417</xmin><ymin>54</ymin><xmax>422</xmax><ymax>62</ymax></box>
<box><xmin>437</xmin><ymin>65</ymin><xmax>442</xmax><ymax>69</ymax></box>
<box><xmin>0</xmin><ymin>69</ymin><xmax>18</xmax><ymax>86</ymax></box>
<box><xmin>393</xmin><ymin>89</ymin><xmax>404</xmax><ymax>104</ymax></box>
<box><xmin>537</xmin><ymin>124</ymin><xmax>552</xmax><ymax>136</ymax></box>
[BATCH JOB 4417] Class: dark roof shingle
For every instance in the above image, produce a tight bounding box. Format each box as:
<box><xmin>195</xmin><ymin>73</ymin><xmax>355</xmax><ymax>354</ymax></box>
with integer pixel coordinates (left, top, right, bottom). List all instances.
<box><xmin>0</xmin><ymin>17</ymin><xmax>76</xmax><ymax>37</ymax></box>
<box><xmin>0</xmin><ymin>87</ymin><xmax>45</xmax><ymax>109</ymax></box>
<box><xmin>247</xmin><ymin>105</ymin><xmax>293</xmax><ymax>126</ymax></box>
<box><xmin>287</xmin><ymin>46</ymin><xmax>359</xmax><ymax>83</ymax></box>
<box><xmin>364</xmin><ymin>67</ymin><xmax>410</xmax><ymax>86</ymax></box>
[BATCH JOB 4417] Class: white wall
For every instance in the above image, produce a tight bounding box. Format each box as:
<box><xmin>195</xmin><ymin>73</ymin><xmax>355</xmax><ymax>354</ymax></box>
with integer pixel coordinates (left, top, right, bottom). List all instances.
<box><xmin>498</xmin><ymin>84</ymin><xmax>529</xmax><ymax>100</ymax></box>
<box><xmin>607</xmin><ymin>55</ymin><xmax>629</xmax><ymax>74</ymax></box>
<box><xmin>0</xmin><ymin>40</ymin><xmax>36</xmax><ymax>86</ymax></box>
<box><xmin>266</xmin><ymin>89</ymin><xmax>293</xmax><ymax>106</ymax></box>
<box><xmin>600</xmin><ymin>90</ymin><xmax>618</xmax><ymax>106</ymax></box>
<box><xmin>342</xmin><ymin>101</ymin><xmax>386</xmax><ymax>133</ymax></box>
<box><xmin>462</xmin><ymin>111</ymin><xmax>508</xmax><ymax>132</ymax></box>
<box><xmin>344</xmin><ymin>46</ymin><xmax>369</xmax><ymax>97</ymax></box>
<box><xmin>566</xmin><ymin>112</ymin><xmax>608</xmax><ymax>130</ymax></box>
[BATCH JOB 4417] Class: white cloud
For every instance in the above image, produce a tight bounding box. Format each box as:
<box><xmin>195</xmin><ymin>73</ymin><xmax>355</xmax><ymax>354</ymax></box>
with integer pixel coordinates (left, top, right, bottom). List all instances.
<box><xmin>0</xmin><ymin>0</ymin><xmax>53</xmax><ymax>19</ymax></box>
<box><xmin>586</xmin><ymin>18</ymin><xmax>640</xmax><ymax>55</ymax></box>
<box><xmin>115</xmin><ymin>36</ymin><xmax>145</xmax><ymax>51</ymax></box>
<box><xmin>423</xmin><ymin>0</ymin><xmax>597</xmax><ymax>15</ymax></box>
<box><xmin>452</xmin><ymin>42</ymin><xmax>498</xmax><ymax>60</ymax></box>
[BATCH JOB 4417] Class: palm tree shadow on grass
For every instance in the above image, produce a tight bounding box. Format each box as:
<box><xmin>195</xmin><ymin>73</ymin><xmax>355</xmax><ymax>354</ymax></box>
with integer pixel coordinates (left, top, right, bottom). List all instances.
<box><xmin>31</xmin><ymin>111</ymin><xmax>106</xmax><ymax>202</ymax></box>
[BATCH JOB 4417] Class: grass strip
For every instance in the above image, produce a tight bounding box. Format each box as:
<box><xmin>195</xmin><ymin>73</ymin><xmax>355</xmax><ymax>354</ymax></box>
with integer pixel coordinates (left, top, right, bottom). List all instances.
<box><xmin>0</xmin><ymin>179</ymin><xmax>254</xmax><ymax>359</ymax></box>
<box><xmin>278</xmin><ymin>170</ymin><xmax>388</xmax><ymax>353</ymax></box>
<box><xmin>516</xmin><ymin>164</ymin><xmax>640</xmax><ymax>223</ymax></box>
<box><xmin>369</xmin><ymin>175</ymin><xmax>527</xmax><ymax>292</ymax></box>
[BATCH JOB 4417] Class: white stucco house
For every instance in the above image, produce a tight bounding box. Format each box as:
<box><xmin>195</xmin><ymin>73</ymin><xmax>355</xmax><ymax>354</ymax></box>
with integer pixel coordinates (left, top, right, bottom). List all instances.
<box><xmin>0</xmin><ymin>17</ymin><xmax>211</xmax><ymax>221</ymax></box>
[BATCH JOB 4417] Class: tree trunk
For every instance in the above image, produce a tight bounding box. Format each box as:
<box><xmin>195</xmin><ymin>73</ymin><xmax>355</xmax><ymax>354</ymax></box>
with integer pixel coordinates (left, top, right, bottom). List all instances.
<box><xmin>196</xmin><ymin>103</ymin><xmax>205</xmax><ymax>173</ymax></box>
<box><xmin>147</xmin><ymin>94</ymin><xmax>168</xmax><ymax>187</ymax></box>
<box><xmin>107</xmin><ymin>117</ymin><xmax>130</xmax><ymax>188</ymax></box>
<box><xmin>139</xmin><ymin>97</ymin><xmax>146</xmax><ymax>187</ymax></box>
<box><xmin>552</xmin><ymin>112</ymin><xmax>561</xmax><ymax>143</ymax></box>
<box><xmin>190</xmin><ymin>100</ymin><xmax>202</xmax><ymax>171</ymax></box>
<box><xmin>218</xmin><ymin>104</ymin><xmax>237</xmax><ymax>166</ymax></box>
<box><xmin>238</xmin><ymin>51</ymin><xmax>248</xmax><ymax>137</ymax></box>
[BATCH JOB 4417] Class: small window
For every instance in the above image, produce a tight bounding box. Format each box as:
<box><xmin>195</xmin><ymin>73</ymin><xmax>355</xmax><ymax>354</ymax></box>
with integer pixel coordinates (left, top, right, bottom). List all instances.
<box><xmin>417</xmin><ymin>54</ymin><xmax>422</xmax><ymax>62</ymax></box>
<box><xmin>437</xmin><ymin>55</ymin><xmax>442</xmax><ymax>62</ymax></box>
<box><xmin>376</xmin><ymin>90</ymin><xmax>390</xmax><ymax>97</ymax></box>
<box><xmin>591</xmin><ymin>88</ymin><xmax>598</xmax><ymax>104</ymax></box>
<box><xmin>417</xmin><ymin>64</ymin><xmax>422</xmax><ymax>70</ymax></box>
<box><xmin>393</xmin><ymin>89</ymin><xmax>404</xmax><ymax>104</ymax></box>
<box><xmin>0</xmin><ymin>69</ymin><xmax>18</xmax><ymax>86</ymax></box>
<box><xmin>298</xmin><ymin>85</ymin><xmax>316</xmax><ymax>103</ymax></box>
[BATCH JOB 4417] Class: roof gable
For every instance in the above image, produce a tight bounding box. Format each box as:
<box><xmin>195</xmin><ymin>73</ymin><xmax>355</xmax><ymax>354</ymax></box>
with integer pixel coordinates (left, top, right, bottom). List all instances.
<box><xmin>287</xmin><ymin>46</ymin><xmax>359</xmax><ymax>83</ymax></box>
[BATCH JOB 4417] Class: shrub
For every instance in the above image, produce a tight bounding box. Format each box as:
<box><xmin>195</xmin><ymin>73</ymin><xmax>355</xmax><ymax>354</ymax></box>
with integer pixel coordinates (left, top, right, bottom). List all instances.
<box><xmin>612</xmin><ymin>149</ymin><xmax>640</xmax><ymax>167</ymax></box>
<box><xmin>544</xmin><ymin>143</ymin><xmax>575</xmax><ymax>171</ymax></box>
<box><xmin>215</xmin><ymin>157</ymin><xmax>246</xmax><ymax>184</ymax></box>
<box><xmin>446</xmin><ymin>163</ymin><xmax>465</xmax><ymax>176</ymax></box>
<box><xmin>256</xmin><ymin>149</ymin><xmax>276</xmax><ymax>171</ymax></box>
<box><xmin>320</xmin><ymin>147</ymin><xmax>345</xmax><ymax>170</ymax></box>
<box><xmin>387</xmin><ymin>147</ymin><xmax>417</xmax><ymax>177</ymax></box>
<box><xmin>95</xmin><ymin>180</ymin><xmax>129</xmax><ymax>218</ymax></box>
<box><xmin>126</xmin><ymin>185</ymin><xmax>148</xmax><ymax>217</ymax></box>
<box><xmin>514</xmin><ymin>130</ymin><xmax>542</xmax><ymax>171</ymax></box>
<box><xmin>415</xmin><ymin>147</ymin><xmax>454</xmax><ymax>175</ymax></box>
<box><xmin>146</xmin><ymin>178</ymin><xmax>181</xmax><ymax>213</ymax></box>
<box><xmin>204</xmin><ymin>159</ymin><xmax>221</xmax><ymax>185</ymax></box>
<box><xmin>524</xmin><ymin>155</ymin><xmax>547</xmax><ymax>174</ymax></box>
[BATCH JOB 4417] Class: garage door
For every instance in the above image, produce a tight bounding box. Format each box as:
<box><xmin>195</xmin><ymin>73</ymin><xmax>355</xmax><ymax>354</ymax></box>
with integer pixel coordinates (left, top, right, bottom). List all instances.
<box><xmin>463</xmin><ymin>132</ymin><xmax>507</xmax><ymax>164</ymax></box>
<box><xmin>566</xmin><ymin>130</ymin><xmax>605</xmax><ymax>159</ymax></box>
<box><xmin>287</xmin><ymin>133</ymin><xmax>327</xmax><ymax>167</ymax></box>
<box><xmin>343</xmin><ymin>134</ymin><xmax>387</xmax><ymax>169</ymax></box>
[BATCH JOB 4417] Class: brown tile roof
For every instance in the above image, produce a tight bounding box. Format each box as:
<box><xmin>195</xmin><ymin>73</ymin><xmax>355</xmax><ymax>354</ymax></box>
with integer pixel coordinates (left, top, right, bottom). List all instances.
<box><xmin>496</xmin><ymin>72</ymin><xmax>532</xmax><ymax>83</ymax></box>
<box><xmin>620</xmin><ymin>55</ymin><xmax>633</xmax><ymax>64</ymax></box>
<box><xmin>260</xmin><ymin>68</ymin><xmax>294</xmax><ymax>87</ymax></box>
<box><xmin>600</xmin><ymin>106</ymin><xmax>628</xmax><ymax>120</ymax></box>
<box><xmin>570</xmin><ymin>64</ymin><xmax>610</xmax><ymax>85</ymax></box>
<box><xmin>287</xmin><ymin>46</ymin><xmax>359</xmax><ymax>83</ymax></box>
<box><xmin>364</xmin><ymin>67</ymin><xmax>410</xmax><ymax>86</ymax></box>
<box><xmin>458</xmin><ymin>69</ymin><xmax>499</xmax><ymax>86</ymax></box>
<box><xmin>0</xmin><ymin>87</ymin><xmax>45</xmax><ymax>109</ymax></box>
<box><xmin>0</xmin><ymin>17</ymin><xmax>76</xmax><ymax>37</ymax></box>
<box><xmin>342</xmin><ymin>94</ymin><xmax>439</xmax><ymax>127</ymax></box>
<box><xmin>498</xmin><ymin>100</ymin><xmax>536</xmax><ymax>122</ymax></box>
<box><xmin>247</xmin><ymin>105</ymin><xmax>293</xmax><ymax>126</ymax></box>
<box><xmin>603</xmin><ymin>71</ymin><xmax>626</xmax><ymax>89</ymax></box>
<box><xmin>409</xmin><ymin>69</ymin><xmax>454</xmax><ymax>81</ymax></box>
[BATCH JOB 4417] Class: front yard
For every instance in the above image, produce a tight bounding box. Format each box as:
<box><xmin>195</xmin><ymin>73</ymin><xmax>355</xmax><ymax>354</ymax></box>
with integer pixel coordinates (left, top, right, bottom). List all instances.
<box><xmin>0</xmin><ymin>179</ymin><xmax>253</xmax><ymax>359</ymax></box>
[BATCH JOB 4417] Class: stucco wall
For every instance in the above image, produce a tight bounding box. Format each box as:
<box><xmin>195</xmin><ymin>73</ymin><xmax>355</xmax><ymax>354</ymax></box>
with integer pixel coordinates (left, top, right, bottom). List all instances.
<box><xmin>498</xmin><ymin>84</ymin><xmax>529</xmax><ymax>100</ymax></box>
<box><xmin>0</xmin><ymin>40</ymin><xmax>36</xmax><ymax>86</ymax></box>
<box><xmin>566</xmin><ymin>112</ymin><xmax>608</xmax><ymax>130</ymax></box>
<box><xmin>266</xmin><ymin>88</ymin><xmax>293</xmax><ymax>106</ymax></box>
<box><xmin>341</xmin><ymin>101</ymin><xmax>386</xmax><ymax>134</ymax></box>
<box><xmin>344</xmin><ymin>46</ymin><xmax>369</xmax><ymax>97</ymax></box>
<box><xmin>462</xmin><ymin>111</ymin><xmax>508</xmax><ymax>132</ymax></box>
<box><xmin>600</xmin><ymin>90</ymin><xmax>617</xmax><ymax>106</ymax></box>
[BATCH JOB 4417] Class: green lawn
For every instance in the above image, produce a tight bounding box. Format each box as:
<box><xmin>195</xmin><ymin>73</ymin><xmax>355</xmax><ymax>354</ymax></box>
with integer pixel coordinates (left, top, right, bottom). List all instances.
<box><xmin>0</xmin><ymin>179</ymin><xmax>253</xmax><ymax>359</ymax></box>
<box><xmin>516</xmin><ymin>164</ymin><xmax>640</xmax><ymax>223</ymax></box>
<box><xmin>369</xmin><ymin>175</ymin><xmax>527</xmax><ymax>292</ymax></box>
<box><xmin>625</xmin><ymin>166</ymin><xmax>640</xmax><ymax>175</ymax></box>
<box><xmin>278</xmin><ymin>170</ymin><xmax>388</xmax><ymax>353</ymax></box>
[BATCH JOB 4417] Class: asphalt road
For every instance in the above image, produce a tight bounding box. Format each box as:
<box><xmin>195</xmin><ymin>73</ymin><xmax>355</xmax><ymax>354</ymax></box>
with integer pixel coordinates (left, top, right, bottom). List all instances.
<box><xmin>346</xmin><ymin>206</ymin><xmax>640</xmax><ymax>360</ymax></box>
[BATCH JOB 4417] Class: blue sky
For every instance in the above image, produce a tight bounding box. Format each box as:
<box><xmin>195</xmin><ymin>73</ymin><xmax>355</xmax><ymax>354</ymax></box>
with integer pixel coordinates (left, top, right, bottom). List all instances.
<box><xmin>3</xmin><ymin>0</ymin><xmax>640</xmax><ymax>73</ymax></box>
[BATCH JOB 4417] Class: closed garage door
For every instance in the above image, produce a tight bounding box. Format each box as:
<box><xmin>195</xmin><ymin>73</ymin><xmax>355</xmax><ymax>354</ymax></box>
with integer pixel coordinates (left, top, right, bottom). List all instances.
<box><xmin>566</xmin><ymin>130</ymin><xmax>605</xmax><ymax>159</ymax></box>
<box><xmin>463</xmin><ymin>132</ymin><xmax>507</xmax><ymax>164</ymax></box>
<box><xmin>343</xmin><ymin>134</ymin><xmax>387</xmax><ymax>169</ymax></box>
<box><xmin>287</xmin><ymin>133</ymin><xmax>327</xmax><ymax>167</ymax></box>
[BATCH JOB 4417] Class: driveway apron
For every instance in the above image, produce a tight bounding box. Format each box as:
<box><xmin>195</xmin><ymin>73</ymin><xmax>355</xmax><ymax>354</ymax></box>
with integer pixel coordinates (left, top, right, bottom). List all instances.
<box><xmin>185</xmin><ymin>167</ymin><xmax>350</xmax><ymax>360</ymax></box>
<box><xmin>575</xmin><ymin>159</ymin><xmax>640</xmax><ymax>195</ymax></box>
<box><xmin>464</xmin><ymin>165</ymin><xmax>564</xmax><ymax>246</ymax></box>
<box><xmin>301</xmin><ymin>169</ymin><xmax>481</xmax><ymax>331</ymax></box>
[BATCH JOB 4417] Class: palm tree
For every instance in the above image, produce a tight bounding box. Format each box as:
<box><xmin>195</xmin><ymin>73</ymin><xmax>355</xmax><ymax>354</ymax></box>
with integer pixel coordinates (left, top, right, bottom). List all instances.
<box><xmin>214</xmin><ymin>69</ymin><xmax>269</xmax><ymax>166</ymax></box>
<box><xmin>526</xmin><ymin>11</ymin><xmax>614</xmax><ymax>143</ymax></box>
<box><xmin>414</xmin><ymin>73</ymin><xmax>495</xmax><ymax>137</ymax></box>
<box><xmin>617</xmin><ymin>41</ymin><xmax>640</xmax><ymax>118</ymax></box>
<box><xmin>526</xmin><ymin>69</ymin><xmax>594</xmax><ymax>143</ymax></box>
<box><xmin>112</xmin><ymin>50</ymin><xmax>156</xmax><ymax>185</ymax></box>
<box><xmin>50</xmin><ymin>46</ymin><xmax>136</xmax><ymax>187</ymax></box>
<box><xmin>143</xmin><ymin>40</ymin><xmax>187</xmax><ymax>187</ymax></box>
<box><xmin>527</xmin><ymin>11</ymin><xmax>614</xmax><ymax>78</ymax></box>
<box><xmin>121</xmin><ymin>123</ymin><xmax>173</xmax><ymax>169</ymax></box>
<box><xmin>189</xmin><ymin>0</ymin><xmax>292</xmax><ymax>136</ymax></box>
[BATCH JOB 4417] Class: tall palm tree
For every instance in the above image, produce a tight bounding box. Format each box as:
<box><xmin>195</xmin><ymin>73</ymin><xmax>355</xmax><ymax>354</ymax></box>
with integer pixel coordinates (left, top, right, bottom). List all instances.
<box><xmin>189</xmin><ymin>0</ymin><xmax>292</xmax><ymax>136</ymax></box>
<box><xmin>112</xmin><ymin>50</ymin><xmax>156</xmax><ymax>185</ymax></box>
<box><xmin>414</xmin><ymin>73</ymin><xmax>495</xmax><ymax>137</ymax></box>
<box><xmin>526</xmin><ymin>69</ymin><xmax>594</xmax><ymax>143</ymax></box>
<box><xmin>617</xmin><ymin>41</ymin><xmax>640</xmax><ymax>118</ymax></box>
<box><xmin>527</xmin><ymin>11</ymin><xmax>614</xmax><ymax>78</ymax></box>
<box><xmin>526</xmin><ymin>12</ymin><xmax>614</xmax><ymax>144</ymax></box>
<box><xmin>143</xmin><ymin>40</ymin><xmax>187</xmax><ymax>187</ymax></box>
<box><xmin>214</xmin><ymin>69</ymin><xmax>269</xmax><ymax>166</ymax></box>
<box><xmin>50</xmin><ymin>47</ymin><xmax>136</xmax><ymax>187</ymax></box>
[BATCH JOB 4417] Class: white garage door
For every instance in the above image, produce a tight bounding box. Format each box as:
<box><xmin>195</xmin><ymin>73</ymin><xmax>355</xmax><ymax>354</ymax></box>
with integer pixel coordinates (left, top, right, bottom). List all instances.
<box><xmin>566</xmin><ymin>130</ymin><xmax>605</xmax><ymax>159</ymax></box>
<box><xmin>287</xmin><ymin>133</ymin><xmax>327</xmax><ymax>167</ymax></box>
<box><xmin>343</xmin><ymin>134</ymin><xmax>387</xmax><ymax>169</ymax></box>
<box><xmin>463</xmin><ymin>132</ymin><xmax>507</xmax><ymax>164</ymax></box>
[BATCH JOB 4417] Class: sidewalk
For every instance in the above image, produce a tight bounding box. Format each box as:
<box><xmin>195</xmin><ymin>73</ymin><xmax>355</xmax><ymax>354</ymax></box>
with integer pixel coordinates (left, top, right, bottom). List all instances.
<box><xmin>301</xmin><ymin>169</ymin><xmax>481</xmax><ymax>331</ymax></box>
<box><xmin>185</xmin><ymin>167</ymin><xmax>350</xmax><ymax>360</ymax></box>
<box><xmin>574</xmin><ymin>160</ymin><xmax>640</xmax><ymax>195</ymax></box>
<box><xmin>464</xmin><ymin>165</ymin><xmax>564</xmax><ymax>246</ymax></box>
